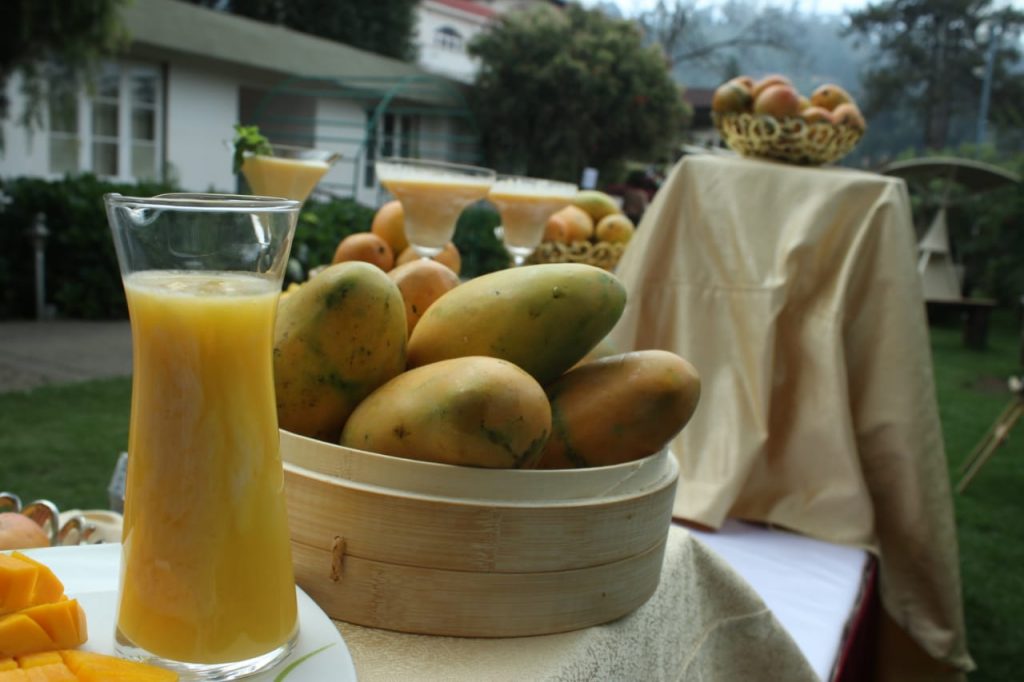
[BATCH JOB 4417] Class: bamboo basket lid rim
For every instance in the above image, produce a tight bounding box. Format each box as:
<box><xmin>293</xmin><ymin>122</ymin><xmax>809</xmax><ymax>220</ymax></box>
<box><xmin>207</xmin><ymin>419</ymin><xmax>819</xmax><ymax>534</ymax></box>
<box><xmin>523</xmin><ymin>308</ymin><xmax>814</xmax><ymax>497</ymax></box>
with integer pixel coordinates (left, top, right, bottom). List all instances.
<box><xmin>283</xmin><ymin>458</ymin><xmax>678</xmax><ymax>509</ymax></box>
<box><xmin>280</xmin><ymin>429</ymin><xmax>679</xmax><ymax>506</ymax></box>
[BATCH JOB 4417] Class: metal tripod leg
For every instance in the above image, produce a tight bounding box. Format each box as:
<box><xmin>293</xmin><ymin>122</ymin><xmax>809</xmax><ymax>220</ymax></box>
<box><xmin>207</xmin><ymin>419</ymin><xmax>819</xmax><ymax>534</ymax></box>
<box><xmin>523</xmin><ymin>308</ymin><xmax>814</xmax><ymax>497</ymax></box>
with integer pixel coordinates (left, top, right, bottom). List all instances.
<box><xmin>957</xmin><ymin>400</ymin><xmax>1024</xmax><ymax>494</ymax></box>
<box><xmin>959</xmin><ymin>398</ymin><xmax>1021</xmax><ymax>475</ymax></box>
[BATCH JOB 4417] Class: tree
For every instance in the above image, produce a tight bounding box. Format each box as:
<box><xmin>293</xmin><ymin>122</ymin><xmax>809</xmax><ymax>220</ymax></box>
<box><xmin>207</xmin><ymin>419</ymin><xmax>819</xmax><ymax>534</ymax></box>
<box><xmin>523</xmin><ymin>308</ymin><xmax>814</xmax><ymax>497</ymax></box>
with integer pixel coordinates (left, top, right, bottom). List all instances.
<box><xmin>185</xmin><ymin>0</ymin><xmax>418</xmax><ymax>61</ymax></box>
<box><xmin>467</xmin><ymin>4</ymin><xmax>688</xmax><ymax>183</ymax></box>
<box><xmin>638</xmin><ymin>0</ymin><xmax>796</xmax><ymax>77</ymax></box>
<box><xmin>845</xmin><ymin>0</ymin><xmax>1024</xmax><ymax>151</ymax></box>
<box><xmin>0</xmin><ymin>0</ymin><xmax>127</xmax><ymax>136</ymax></box>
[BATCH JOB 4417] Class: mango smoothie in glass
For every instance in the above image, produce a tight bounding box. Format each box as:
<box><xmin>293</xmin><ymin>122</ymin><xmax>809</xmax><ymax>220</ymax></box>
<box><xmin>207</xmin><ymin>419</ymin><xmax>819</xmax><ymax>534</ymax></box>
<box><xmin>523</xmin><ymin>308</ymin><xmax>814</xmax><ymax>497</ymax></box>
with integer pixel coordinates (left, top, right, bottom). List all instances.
<box><xmin>241</xmin><ymin>151</ymin><xmax>337</xmax><ymax>204</ymax></box>
<box><xmin>488</xmin><ymin>176</ymin><xmax>578</xmax><ymax>266</ymax></box>
<box><xmin>105</xmin><ymin>194</ymin><xmax>300</xmax><ymax>680</ymax></box>
<box><xmin>375</xmin><ymin>158</ymin><xmax>495</xmax><ymax>258</ymax></box>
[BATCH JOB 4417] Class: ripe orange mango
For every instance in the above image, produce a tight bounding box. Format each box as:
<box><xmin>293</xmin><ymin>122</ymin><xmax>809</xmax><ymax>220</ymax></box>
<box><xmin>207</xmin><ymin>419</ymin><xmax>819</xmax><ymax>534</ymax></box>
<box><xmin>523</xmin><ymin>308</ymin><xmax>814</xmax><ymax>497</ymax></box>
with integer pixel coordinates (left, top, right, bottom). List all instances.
<box><xmin>370</xmin><ymin>200</ymin><xmax>409</xmax><ymax>255</ymax></box>
<box><xmin>395</xmin><ymin>242</ymin><xmax>462</xmax><ymax>275</ymax></box>
<box><xmin>711</xmin><ymin>80</ymin><xmax>753</xmax><ymax>115</ymax></box>
<box><xmin>832</xmin><ymin>102</ymin><xmax>867</xmax><ymax>131</ymax></box>
<box><xmin>549</xmin><ymin>205</ymin><xmax>593</xmax><ymax>243</ymax></box>
<box><xmin>388</xmin><ymin>259</ymin><xmax>461</xmax><ymax>336</ymax></box>
<box><xmin>801</xmin><ymin>106</ymin><xmax>834</xmax><ymax>124</ymax></box>
<box><xmin>332</xmin><ymin>232</ymin><xmax>395</xmax><ymax>272</ymax></box>
<box><xmin>61</xmin><ymin>650</ymin><xmax>178</xmax><ymax>681</ymax></box>
<box><xmin>0</xmin><ymin>553</ymin><xmax>64</xmax><ymax>616</ymax></box>
<box><xmin>751</xmin><ymin>74</ymin><xmax>792</xmax><ymax>100</ymax></box>
<box><xmin>0</xmin><ymin>514</ymin><xmax>49</xmax><ymax>552</ymax></box>
<box><xmin>0</xmin><ymin>651</ymin><xmax>178</xmax><ymax>681</ymax></box>
<box><xmin>753</xmin><ymin>84</ymin><xmax>802</xmax><ymax>119</ymax></box>
<box><xmin>0</xmin><ymin>599</ymin><xmax>87</xmax><ymax>657</ymax></box>
<box><xmin>810</xmin><ymin>83</ymin><xmax>853</xmax><ymax>111</ymax></box>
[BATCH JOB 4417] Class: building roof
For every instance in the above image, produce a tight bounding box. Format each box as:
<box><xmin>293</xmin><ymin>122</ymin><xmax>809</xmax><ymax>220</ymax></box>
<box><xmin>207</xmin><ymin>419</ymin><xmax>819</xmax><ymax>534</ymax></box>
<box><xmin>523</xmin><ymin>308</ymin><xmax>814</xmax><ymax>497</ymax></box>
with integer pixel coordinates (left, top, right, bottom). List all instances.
<box><xmin>430</xmin><ymin>0</ymin><xmax>498</xmax><ymax>19</ymax></box>
<box><xmin>122</xmin><ymin>0</ymin><xmax>466</xmax><ymax>106</ymax></box>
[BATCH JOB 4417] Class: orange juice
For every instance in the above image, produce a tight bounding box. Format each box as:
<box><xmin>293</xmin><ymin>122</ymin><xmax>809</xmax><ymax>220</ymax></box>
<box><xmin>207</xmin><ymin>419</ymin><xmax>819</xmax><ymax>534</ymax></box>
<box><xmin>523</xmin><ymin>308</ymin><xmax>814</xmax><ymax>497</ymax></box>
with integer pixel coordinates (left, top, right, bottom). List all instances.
<box><xmin>241</xmin><ymin>154</ymin><xmax>329</xmax><ymax>202</ymax></box>
<box><xmin>378</xmin><ymin>175</ymin><xmax>492</xmax><ymax>251</ymax></box>
<box><xmin>117</xmin><ymin>270</ymin><xmax>297</xmax><ymax>665</ymax></box>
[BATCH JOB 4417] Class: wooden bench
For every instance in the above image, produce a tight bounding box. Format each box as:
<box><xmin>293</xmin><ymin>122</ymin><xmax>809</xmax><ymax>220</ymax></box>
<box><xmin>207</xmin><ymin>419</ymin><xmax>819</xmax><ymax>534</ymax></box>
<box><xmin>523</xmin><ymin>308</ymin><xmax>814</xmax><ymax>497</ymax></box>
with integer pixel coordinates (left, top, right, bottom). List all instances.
<box><xmin>925</xmin><ymin>297</ymin><xmax>997</xmax><ymax>350</ymax></box>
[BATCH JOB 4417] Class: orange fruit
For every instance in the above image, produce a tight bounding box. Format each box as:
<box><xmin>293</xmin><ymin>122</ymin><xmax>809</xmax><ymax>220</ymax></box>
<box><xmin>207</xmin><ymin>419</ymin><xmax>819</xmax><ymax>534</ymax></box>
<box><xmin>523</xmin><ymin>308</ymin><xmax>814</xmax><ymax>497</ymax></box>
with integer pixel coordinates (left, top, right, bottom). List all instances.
<box><xmin>810</xmin><ymin>83</ymin><xmax>853</xmax><ymax>112</ymax></box>
<box><xmin>711</xmin><ymin>81</ymin><xmax>753</xmax><ymax>115</ymax></box>
<box><xmin>551</xmin><ymin>205</ymin><xmax>593</xmax><ymax>243</ymax></box>
<box><xmin>370</xmin><ymin>200</ymin><xmax>409</xmax><ymax>255</ymax></box>
<box><xmin>751</xmin><ymin>74</ymin><xmax>792</xmax><ymax>101</ymax></box>
<box><xmin>801</xmin><ymin>106</ymin><xmax>834</xmax><ymax>125</ymax></box>
<box><xmin>0</xmin><ymin>512</ymin><xmax>49</xmax><ymax>550</ymax></box>
<box><xmin>753</xmin><ymin>84</ymin><xmax>802</xmax><ymax>119</ymax></box>
<box><xmin>595</xmin><ymin>214</ymin><xmax>635</xmax><ymax>244</ymax></box>
<box><xmin>544</xmin><ymin>212</ymin><xmax>571</xmax><ymax>243</ymax></box>
<box><xmin>832</xmin><ymin>102</ymin><xmax>866</xmax><ymax>131</ymax></box>
<box><xmin>730</xmin><ymin>75</ymin><xmax>755</xmax><ymax>92</ymax></box>
<box><xmin>388</xmin><ymin>259</ymin><xmax>461</xmax><ymax>335</ymax></box>
<box><xmin>396</xmin><ymin>241</ymin><xmax>461</xmax><ymax>276</ymax></box>
<box><xmin>332</xmin><ymin>232</ymin><xmax>395</xmax><ymax>271</ymax></box>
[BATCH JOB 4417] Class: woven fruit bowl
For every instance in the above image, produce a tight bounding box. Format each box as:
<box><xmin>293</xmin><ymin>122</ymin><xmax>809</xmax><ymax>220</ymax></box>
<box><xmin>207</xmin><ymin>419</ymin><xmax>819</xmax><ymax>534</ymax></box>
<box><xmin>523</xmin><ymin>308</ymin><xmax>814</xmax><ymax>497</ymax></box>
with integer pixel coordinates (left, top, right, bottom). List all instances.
<box><xmin>528</xmin><ymin>239</ymin><xmax>627</xmax><ymax>271</ymax></box>
<box><xmin>715</xmin><ymin>112</ymin><xmax>863</xmax><ymax>166</ymax></box>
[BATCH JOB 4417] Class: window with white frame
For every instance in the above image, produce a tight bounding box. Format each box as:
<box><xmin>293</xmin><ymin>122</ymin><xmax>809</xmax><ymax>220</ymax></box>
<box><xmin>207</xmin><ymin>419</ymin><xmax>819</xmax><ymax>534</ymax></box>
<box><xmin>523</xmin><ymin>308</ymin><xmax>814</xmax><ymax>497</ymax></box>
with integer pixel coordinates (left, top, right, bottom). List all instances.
<box><xmin>47</xmin><ymin>61</ymin><xmax>163</xmax><ymax>181</ymax></box>
<box><xmin>434</xmin><ymin>26</ymin><xmax>463</xmax><ymax>51</ymax></box>
<box><xmin>364</xmin><ymin>111</ymin><xmax>420</xmax><ymax>188</ymax></box>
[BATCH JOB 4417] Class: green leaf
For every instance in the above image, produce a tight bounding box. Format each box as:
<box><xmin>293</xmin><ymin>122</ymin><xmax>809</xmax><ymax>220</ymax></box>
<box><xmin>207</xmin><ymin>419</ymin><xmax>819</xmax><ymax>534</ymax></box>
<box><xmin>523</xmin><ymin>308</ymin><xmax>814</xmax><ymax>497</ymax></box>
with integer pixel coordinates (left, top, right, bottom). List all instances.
<box><xmin>273</xmin><ymin>643</ymin><xmax>337</xmax><ymax>682</ymax></box>
<box><xmin>232</xmin><ymin>124</ymin><xmax>273</xmax><ymax>175</ymax></box>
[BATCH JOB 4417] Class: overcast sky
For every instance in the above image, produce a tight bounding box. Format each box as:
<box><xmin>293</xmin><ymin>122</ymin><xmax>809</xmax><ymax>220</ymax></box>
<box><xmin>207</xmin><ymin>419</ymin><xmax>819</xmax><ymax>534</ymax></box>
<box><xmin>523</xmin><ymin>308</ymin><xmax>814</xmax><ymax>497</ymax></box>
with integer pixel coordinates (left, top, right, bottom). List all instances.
<box><xmin>584</xmin><ymin>0</ymin><xmax>1024</xmax><ymax>18</ymax></box>
<box><xmin>584</xmin><ymin>0</ymin><xmax>866</xmax><ymax>17</ymax></box>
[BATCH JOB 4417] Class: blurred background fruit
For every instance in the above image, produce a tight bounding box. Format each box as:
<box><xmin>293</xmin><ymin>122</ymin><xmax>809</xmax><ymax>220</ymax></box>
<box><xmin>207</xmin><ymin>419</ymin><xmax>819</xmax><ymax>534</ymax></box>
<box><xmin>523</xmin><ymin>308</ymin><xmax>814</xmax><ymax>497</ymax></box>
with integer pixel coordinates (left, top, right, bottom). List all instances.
<box><xmin>810</xmin><ymin>83</ymin><xmax>853</xmax><ymax>111</ymax></box>
<box><xmin>0</xmin><ymin>512</ymin><xmax>49</xmax><ymax>550</ymax></box>
<box><xmin>332</xmin><ymin>232</ymin><xmax>395</xmax><ymax>271</ymax></box>
<box><xmin>387</xmin><ymin>259</ymin><xmax>461</xmax><ymax>335</ymax></box>
<box><xmin>396</xmin><ymin>241</ymin><xmax>462</xmax><ymax>275</ymax></box>
<box><xmin>595</xmin><ymin>214</ymin><xmax>635</xmax><ymax>244</ymax></box>
<box><xmin>370</xmin><ymin>200</ymin><xmax>408</xmax><ymax>255</ymax></box>
<box><xmin>754</xmin><ymin>84</ymin><xmax>802</xmax><ymax>118</ymax></box>
<box><xmin>571</xmin><ymin>190</ymin><xmax>620</xmax><ymax>223</ymax></box>
<box><xmin>550</xmin><ymin>205</ymin><xmax>594</xmax><ymax>243</ymax></box>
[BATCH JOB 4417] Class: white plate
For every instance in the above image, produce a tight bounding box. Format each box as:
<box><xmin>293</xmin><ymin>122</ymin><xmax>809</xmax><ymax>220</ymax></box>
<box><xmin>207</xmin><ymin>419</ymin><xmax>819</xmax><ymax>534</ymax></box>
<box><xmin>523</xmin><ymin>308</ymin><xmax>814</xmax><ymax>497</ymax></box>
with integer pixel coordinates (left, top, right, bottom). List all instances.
<box><xmin>19</xmin><ymin>544</ymin><xmax>357</xmax><ymax>681</ymax></box>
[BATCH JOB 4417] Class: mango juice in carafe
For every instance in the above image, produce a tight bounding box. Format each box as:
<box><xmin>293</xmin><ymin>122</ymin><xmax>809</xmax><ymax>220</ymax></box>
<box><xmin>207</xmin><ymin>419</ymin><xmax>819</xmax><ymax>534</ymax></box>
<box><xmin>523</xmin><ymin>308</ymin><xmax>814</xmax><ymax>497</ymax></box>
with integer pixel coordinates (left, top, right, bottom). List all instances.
<box><xmin>116</xmin><ymin>270</ymin><xmax>297</xmax><ymax>665</ymax></box>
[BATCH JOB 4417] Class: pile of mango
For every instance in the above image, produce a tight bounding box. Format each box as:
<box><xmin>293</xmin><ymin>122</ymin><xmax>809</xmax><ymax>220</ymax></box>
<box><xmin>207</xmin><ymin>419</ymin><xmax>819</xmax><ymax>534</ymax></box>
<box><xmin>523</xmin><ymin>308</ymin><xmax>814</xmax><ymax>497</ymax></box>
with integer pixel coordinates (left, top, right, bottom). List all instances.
<box><xmin>542</xmin><ymin>190</ymin><xmax>635</xmax><ymax>247</ymax></box>
<box><xmin>712</xmin><ymin>73</ymin><xmax>866</xmax><ymax>132</ymax></box>
<box><xmin>275</xmin><ymin>247</ymin><xmax>701</xmax><ymax>469</ymax></box>
<box><xmin>0</xmin><ymin>552</ymin><xmax>177</xmax><ymax>680</ymax></box>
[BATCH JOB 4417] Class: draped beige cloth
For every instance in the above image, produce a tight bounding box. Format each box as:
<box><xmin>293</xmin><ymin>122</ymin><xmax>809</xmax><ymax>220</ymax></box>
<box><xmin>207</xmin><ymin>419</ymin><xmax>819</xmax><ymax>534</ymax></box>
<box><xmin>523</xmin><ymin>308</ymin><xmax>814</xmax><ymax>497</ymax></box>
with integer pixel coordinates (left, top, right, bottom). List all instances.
<box><xmin>608</xmin><ymin>153</ymin><xmax>973</xmax><ymax>675</ymax></box>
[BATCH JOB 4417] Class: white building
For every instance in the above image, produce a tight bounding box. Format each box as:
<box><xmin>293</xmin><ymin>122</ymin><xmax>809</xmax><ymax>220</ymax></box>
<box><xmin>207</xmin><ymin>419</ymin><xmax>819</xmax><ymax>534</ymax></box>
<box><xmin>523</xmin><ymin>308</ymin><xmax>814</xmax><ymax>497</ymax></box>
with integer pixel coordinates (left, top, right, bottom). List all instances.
<box><xmin>415</xmin><ymin>0</ymin><xmax>497</xmax><ymax>83</ymax></box>
<box><xmin>0</xmin><ymin>0</ymin><xmax>479</xmax><ymax>206</ymax></box>
<box><xmin>414</xmin><ymin>0</ymin><xmax>561</xmax><ymax>82</ymax></box>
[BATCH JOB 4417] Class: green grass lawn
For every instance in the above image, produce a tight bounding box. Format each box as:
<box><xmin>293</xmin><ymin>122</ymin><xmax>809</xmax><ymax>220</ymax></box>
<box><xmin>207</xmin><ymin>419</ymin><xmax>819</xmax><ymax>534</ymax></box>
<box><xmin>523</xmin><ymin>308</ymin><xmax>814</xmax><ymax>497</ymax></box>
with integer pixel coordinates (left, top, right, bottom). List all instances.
<box><xmin>1</xmin><ymin>316</ymin><xmax>1022</xmax><ymax>678</ymax></box>
<box><xmin>0</xmin><ymin>377</ymin><xmax>130</xmax><ymax>510</ymax></box>
<box><xmin>930</xmin><ymin>313</ymin><xmax>1024</xmax><ymax>681</ymax></box>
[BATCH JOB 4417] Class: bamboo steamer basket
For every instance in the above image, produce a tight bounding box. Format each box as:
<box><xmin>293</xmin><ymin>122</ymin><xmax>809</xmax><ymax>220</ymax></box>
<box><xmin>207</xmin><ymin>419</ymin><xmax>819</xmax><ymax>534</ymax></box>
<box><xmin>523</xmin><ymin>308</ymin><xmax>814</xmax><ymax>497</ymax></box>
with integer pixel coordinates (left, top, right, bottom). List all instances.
<box><xmin>280</xmin><ymin>428</ymin><xmax>678</xmax><ymax>637</ymax></box>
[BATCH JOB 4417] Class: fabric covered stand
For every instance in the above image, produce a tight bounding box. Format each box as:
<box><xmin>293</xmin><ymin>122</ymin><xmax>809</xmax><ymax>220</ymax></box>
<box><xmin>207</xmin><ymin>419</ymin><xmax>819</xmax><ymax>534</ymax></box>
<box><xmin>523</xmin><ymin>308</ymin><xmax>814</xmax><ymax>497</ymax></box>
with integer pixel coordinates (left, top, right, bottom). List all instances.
<box><xmin>607</xmin><ymin>153</ymin><xmax>973</xmax><ymax>679</ymax></box>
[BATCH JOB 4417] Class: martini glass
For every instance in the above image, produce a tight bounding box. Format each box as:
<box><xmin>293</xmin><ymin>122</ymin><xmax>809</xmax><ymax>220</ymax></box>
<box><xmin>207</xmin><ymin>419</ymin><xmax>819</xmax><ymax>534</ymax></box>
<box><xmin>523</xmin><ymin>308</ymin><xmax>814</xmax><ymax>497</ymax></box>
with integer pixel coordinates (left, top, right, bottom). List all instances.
<box><xmin>375</xmin><ymin>157</ymin><xmax>495</xmax><ymax>259</ymax></box>
<box><xmin>488</xmin><ymin>175</ymin><xmax>578</xmax><ymax>267</ymax></box>
<box><xmin>240</xmin><ymin>143</ymin><xmax>340</xmax><ymax>204</ymax></box>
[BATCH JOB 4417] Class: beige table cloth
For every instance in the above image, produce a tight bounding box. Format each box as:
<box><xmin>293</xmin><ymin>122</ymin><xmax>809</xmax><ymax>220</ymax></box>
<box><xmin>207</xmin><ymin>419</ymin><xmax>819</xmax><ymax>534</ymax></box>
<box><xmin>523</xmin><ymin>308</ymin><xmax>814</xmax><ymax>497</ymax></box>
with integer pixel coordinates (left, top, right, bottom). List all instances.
<box><xmin>607</xmin><ymin>153</ymin><xmax>973</xmax><ymax>676</ymax></box>
<box><xmin>334</xmin><ymin>525</ymin><xmax>818</xmax><ymax>681</ymax></box>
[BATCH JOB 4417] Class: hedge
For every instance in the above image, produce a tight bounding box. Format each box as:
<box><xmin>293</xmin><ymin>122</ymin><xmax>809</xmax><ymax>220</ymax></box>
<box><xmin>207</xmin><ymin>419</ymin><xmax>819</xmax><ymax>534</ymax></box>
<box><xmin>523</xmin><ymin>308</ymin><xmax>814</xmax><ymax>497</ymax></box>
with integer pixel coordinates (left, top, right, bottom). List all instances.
<box><xmin>0</xmin><ymin>175</ymin><xmax>509</xmax><ymax>319</ymax></box>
